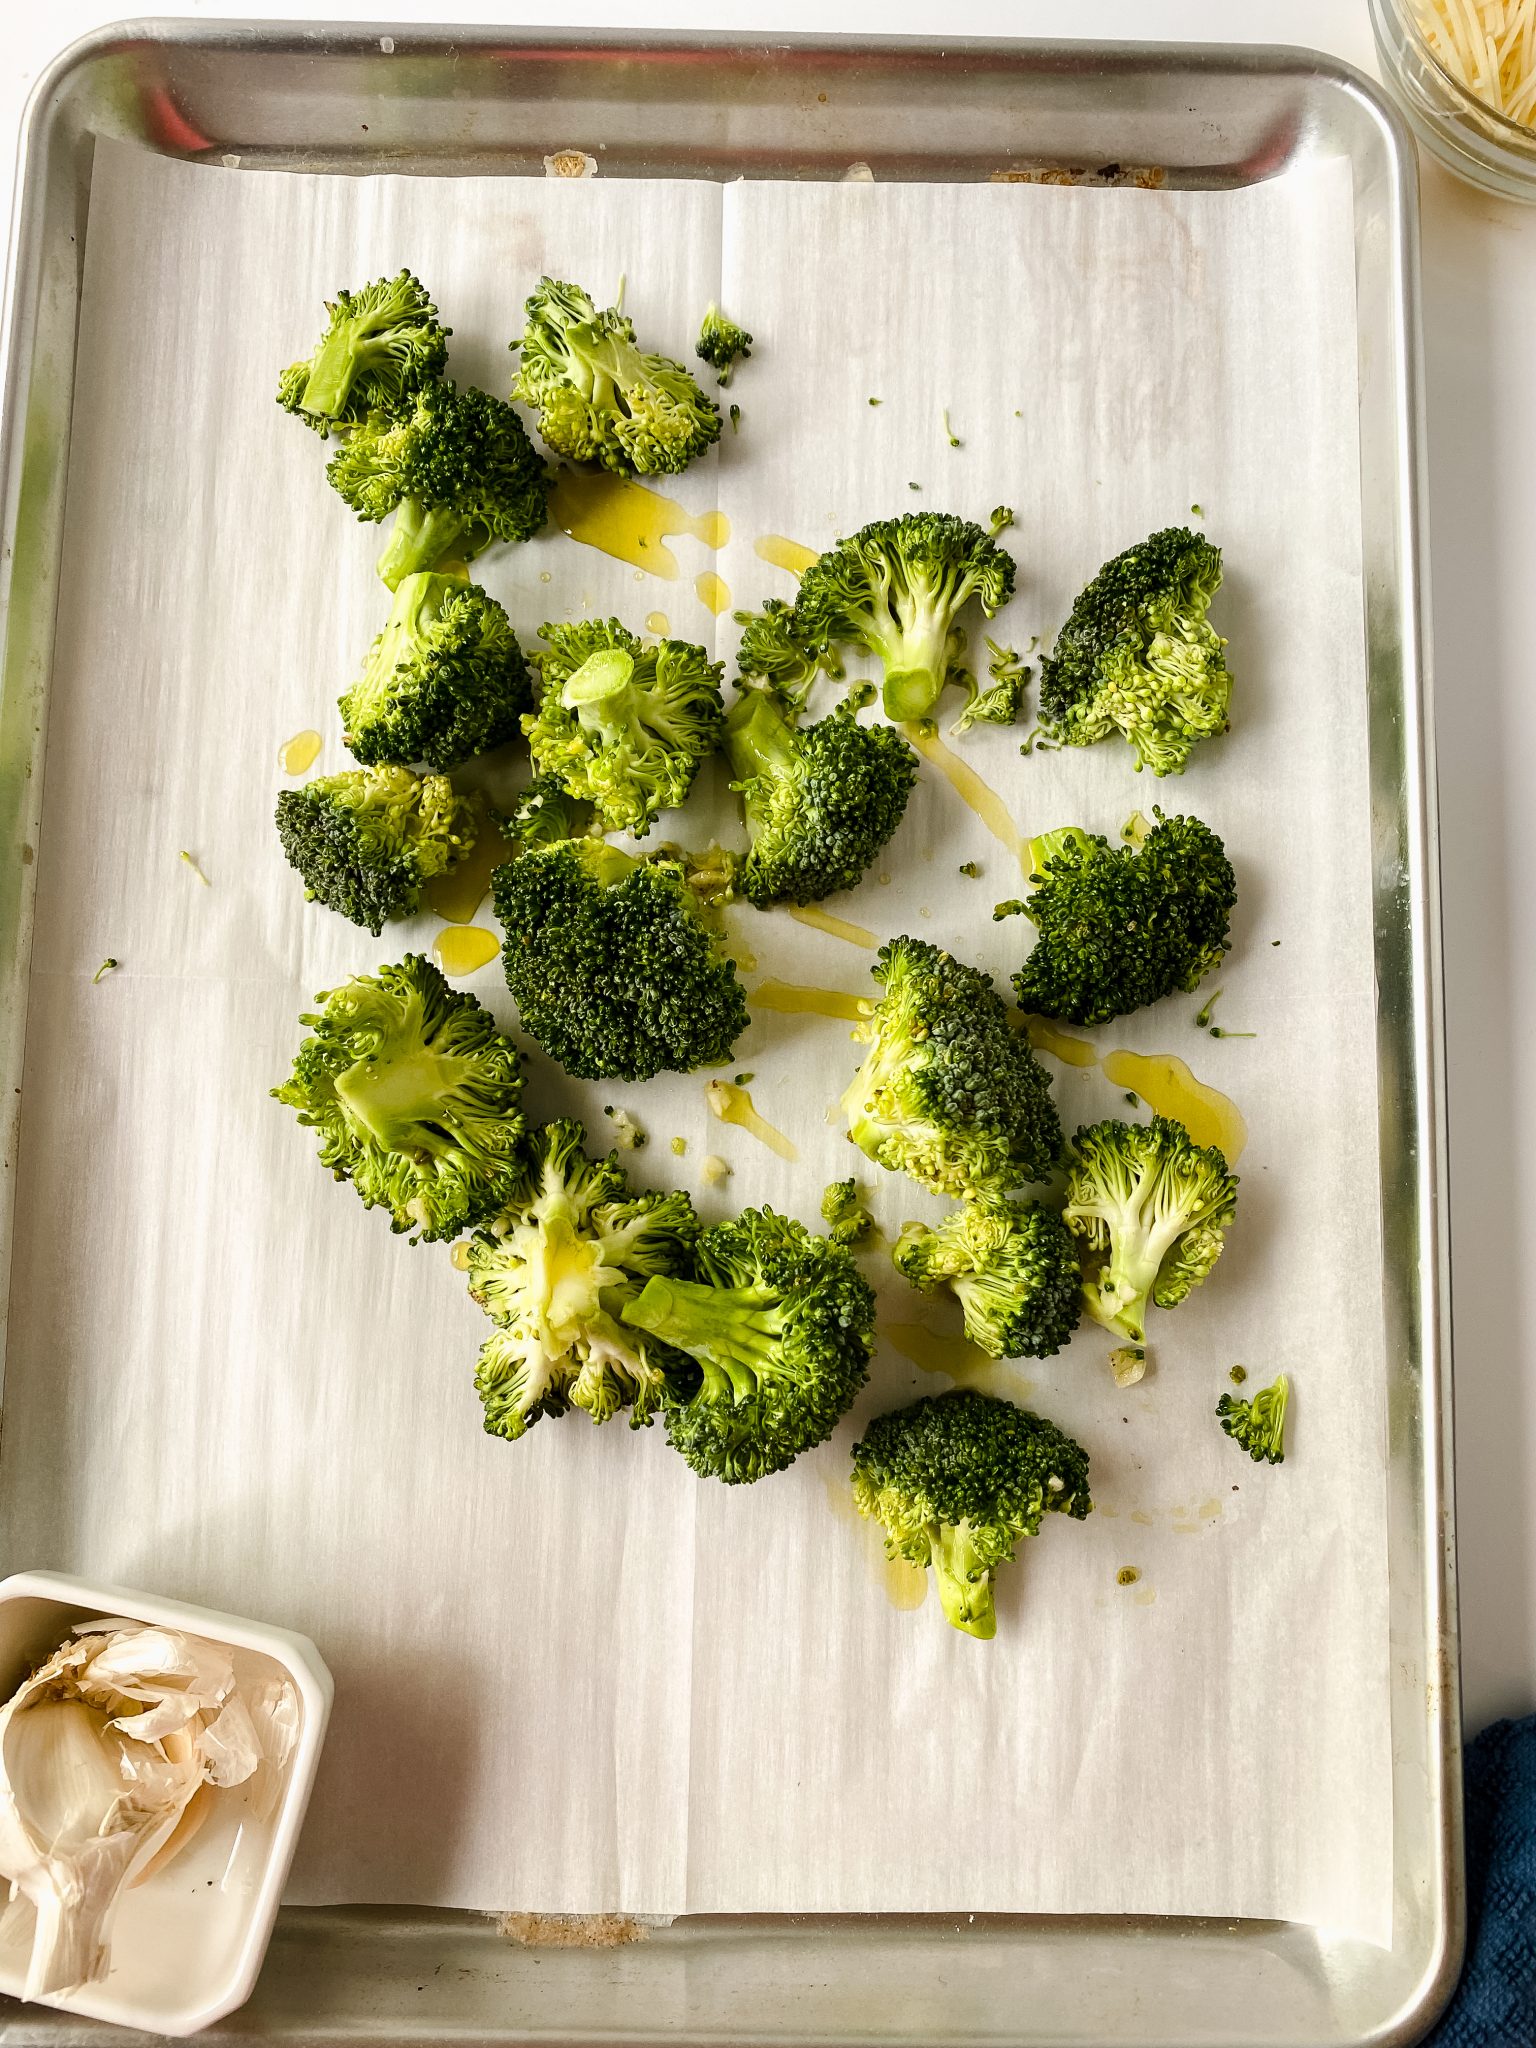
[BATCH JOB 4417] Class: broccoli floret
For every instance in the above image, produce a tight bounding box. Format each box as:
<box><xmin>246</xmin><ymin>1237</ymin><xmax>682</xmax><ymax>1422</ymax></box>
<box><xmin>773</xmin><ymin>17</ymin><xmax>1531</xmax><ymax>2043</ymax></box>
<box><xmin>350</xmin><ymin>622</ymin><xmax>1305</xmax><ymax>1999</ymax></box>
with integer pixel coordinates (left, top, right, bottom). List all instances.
<box><xmin>621</xmin><ymin>1208</ymin><xmax>874</xmax><ymax>1483</ymax></box>
<box><xmin>1217</xmin><ymin>1373</ymin><xmax>1289</xmax><ymax>1464</ymax></box>
<box><xmin>842</xmin><ymin>937</ymin><xmax>1062</xmax><ymax>1201</ymax></box>
<box><xmin>493</xmin><ymin>837</ymin><xmax>748</xmax><ymax>1081</ymax></box>
<box><xmin>724</xmin><ymin>686</ymin><xmax>916</xmax><ymax>907</ymax></box>
<box><xmin>850</xmin><ymin>1389</ymin><xmax>1092</xmax><ymax>1638</ymax></box>
<box><xmin>1005</xmin><ymin>810</ymin><xmax>1236</xmax><ymax>1027</ymax></box>
<box><xmin>339</xmin><ymin>572</ymin><xmax>531</xmax><ymax>770</ymax></box>
<box><xmin>695</xmin><ymin>301</ymin><xmax>753</xmax><ymax>386</ymax></box>
<box><xmin>820</xmin><ymin>1178</ymin><xmax>874</xmax><ymax>1247</ymax></box>
<box><xmin>733</xmin><ymin>600</ymin><xmax>844</xmax><ymax>709</ymax></box>
<box><xmin>465</xmin><ymin>1119</ymin><xmax>697</xmax><ymax>1440</ymax></box>
<box><xmin>951</xmin><ymin>638</ymin><xmax>1031</xmax><ymax>736</ymax></box>
<box><xmin>794</xmin><ymin>509</ymin><xmax>1016</xmax><ymax>723</ymax></box>
<box><xmin>274</xmin><ymin>766</ymin><xmax>480</xmax><ymax>934</ymax></box>
<box><xmin>524</xmin><ymin>619</ymin><xmax>724</xmax><ymax>838</ymax></box>
<box><xmin>1063</xmin><ymin>1116</ymin><xmax>1240</xmax><ymax>1343</ymax></box>
<box><xmin>504</xmin><ymin>772</ymin><xmax>592</xmax><ymax>852</ymax></box>
<box><xmin>325</xmin><ymin>381</ymin><xmax>549</xmax><ymax>588</ymax></box>
<box><xmin>893</xmin><ymin>1201</ymin><xmax>1081</xmax><ymax>1360</ymax></box>
<box><xmin>276</xmin><ymin>271</ymin><xmax>449</xmax><ymax>436</ymax></box>
<box><xmin>512</xmin><ymin>277</ymin><xmax>721</xmax><ymax>477</ymax></box>
<box><xmin>1040</xmin><ymin>527</ymin><xmax>1232</xmax><ymax>776</ymax></box>
<box><xmin>273</xmin><ymin>955</ymin><xmax>523</xmax><ymax>1241</ymax></box>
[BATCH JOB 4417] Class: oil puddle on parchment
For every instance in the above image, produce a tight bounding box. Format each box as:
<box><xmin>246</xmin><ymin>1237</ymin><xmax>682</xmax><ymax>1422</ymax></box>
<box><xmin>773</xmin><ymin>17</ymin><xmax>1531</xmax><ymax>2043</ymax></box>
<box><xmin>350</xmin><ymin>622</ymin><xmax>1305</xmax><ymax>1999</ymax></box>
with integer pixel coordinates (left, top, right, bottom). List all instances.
<box><xmin>550</xmin><ymin>471</ymin><xmax>729</xmax><ymax>578</ymax></box>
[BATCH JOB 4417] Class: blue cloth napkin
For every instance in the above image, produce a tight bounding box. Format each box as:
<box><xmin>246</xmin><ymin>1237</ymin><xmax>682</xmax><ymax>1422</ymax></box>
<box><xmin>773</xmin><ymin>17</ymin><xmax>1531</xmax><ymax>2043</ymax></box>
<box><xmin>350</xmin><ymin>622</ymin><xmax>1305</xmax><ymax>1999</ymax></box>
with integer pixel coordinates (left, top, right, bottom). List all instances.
<box><xmin>1425</xmin><ymin>1714</ymin><xmax>1536</xmax><ymax>2046</ymax></box>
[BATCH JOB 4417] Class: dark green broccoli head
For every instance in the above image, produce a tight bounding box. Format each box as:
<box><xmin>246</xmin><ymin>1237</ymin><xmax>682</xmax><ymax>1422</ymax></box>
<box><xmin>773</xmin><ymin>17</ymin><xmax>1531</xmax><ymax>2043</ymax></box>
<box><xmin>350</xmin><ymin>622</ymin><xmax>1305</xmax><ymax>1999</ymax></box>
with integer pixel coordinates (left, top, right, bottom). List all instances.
<box><xmin>339</xmin><ymin>572</ymin><xmax>531</xmax><ymax>771</ymax></box>
<box><xmin>325</xmin><ymin>381</ymin><xmax>549</xmax><ymax>588</ymax></box>
<box><xmin>621</xmin><ymin>1207</ymin><xmax>875</xmax><ymax>1483</ymax></box>
<box><xmin>695</xmin><ymin>301</ymin><xmax>753</xmax><ymax>386</ymax></box>
<box><xmin>794</xmin><ymin>509</ymin><xmax>1016</xmax><ymax>723</ymax></box>
<box><xmin>276</xmin><ymin>271</ymin><xmax>449</xmax><ymax>437</ymax></box>
<box><xmin>821</xmin><ymin>1178</ymin><xmax>874</xmax><ymax>1248</ymax></box>
<box><xmin>850</xmin><ymin>1389</ymin><xmax>1092</xmax><ymax>1638</ymax></box>
<box><xmin>1217</xmin><ymin>1374</ymin><xmax>1289</xmax><ymax>1465</ymax></box>
<box><xmin>466</xmin><ymin>1118</ymin><xmax>698</xmax><ymax>1441</ymax></box>
<box><xmin>274</xmin><ymin>765</ymin><xmax>478</xmax><ymax>935</ymax></box>
<box><xmin>1040</xmin><ymin>527</ymin><xmax>1231</xmax><ymax>776</ymax></box>
<box><xmin>1063</xmin><ymin>1115</ymin><xmax>1239</xmax><ymax>1343</ymax></box>
<box><xmin>1006</xmin><ymin>810</ymin><xmax>1236</xmax><ymax>1027</ymax></box>
<box><xmin>272</xmin><ymin>954</ymin><xmax>524</xmax><ymax>1241</ymax></box>
<box><xmin>893</xmin><ymin>1201</ymin><xmax>1081</xmax><ymax>1360</ymax></box>
<box><xmin>512</xmin><ymin>277</ymin><xmax>721</xmax><ymax>477</ymax></box>
<box><xmin>524</xmin><ymin>619</ymin><xmax>724</xmax><ymax>837</ymax></box>
<box><xmin>842</xmin><ymin>937</ymin><xmax>1062</xmax><ymax>1201</ymax></box>
<box><xmin>733</xmin><ymin>599</ymin><xmax>844</xmax><ymax>709</ymax></box>
<box><xmin>493</xmin><ymin>838</ymin><xmax>748</xmax><ymax>1081</ymax></box>
<box><xmin>724</xmin><ymin>687</ymin><xmax>916</xmax><ymax>907</ymax></box>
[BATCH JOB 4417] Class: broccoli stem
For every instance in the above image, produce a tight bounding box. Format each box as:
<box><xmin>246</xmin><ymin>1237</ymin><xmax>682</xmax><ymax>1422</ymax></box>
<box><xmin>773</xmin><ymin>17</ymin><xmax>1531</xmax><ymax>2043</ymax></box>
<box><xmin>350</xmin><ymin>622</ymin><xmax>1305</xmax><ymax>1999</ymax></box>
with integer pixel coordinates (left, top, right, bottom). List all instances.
<box><xmin>931</xmin><ymin>1520</ymin><xmax>996</xmax><ymax>1638</ymax></box>
<box><xmin>723</xmin><ymin>689</ymin><xmax>798</xmax><ymax>787</ymax></box>
<box><xmin>1026</xmin><ymin>827</ymin><xmax>1094</xmax><ymax>879</ymax></box>
<box><xmin>300</xmin><ymin>319</ymin><xmax>367</xmax><ymax>419</ymax></box>
<box><xmin>334</xmin><ymin>1039</ymin><xmax>470</xmax><ymax>1157</ymax></box>
<box><xmin>622</xmin><ymin>1273</ymin><xmax>785</xmax><ymax>1399</ymax></box>
<box><xmin>377</xmin><ymin>499</ymin><xmax>471</xmax><ymax>590</ymax></box>
<box><xmin>880</xmin><ymin>602</ymin><xmax>954</xmax><ymax>722</ymax></box>
<box><xmin>562</xmin><ymin>647</ymin><xmax>639</xmax><ymax>745</ymax></box>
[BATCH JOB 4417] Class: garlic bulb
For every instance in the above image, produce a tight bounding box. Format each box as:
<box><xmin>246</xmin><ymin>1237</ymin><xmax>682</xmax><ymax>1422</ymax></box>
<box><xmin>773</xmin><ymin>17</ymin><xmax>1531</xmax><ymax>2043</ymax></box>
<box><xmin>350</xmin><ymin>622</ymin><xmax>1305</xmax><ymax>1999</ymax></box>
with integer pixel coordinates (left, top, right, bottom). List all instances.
<box><xmin>0</xmin><ymin>1622</ymin><xmax>298</xmax><ymax>2000</ymax></box>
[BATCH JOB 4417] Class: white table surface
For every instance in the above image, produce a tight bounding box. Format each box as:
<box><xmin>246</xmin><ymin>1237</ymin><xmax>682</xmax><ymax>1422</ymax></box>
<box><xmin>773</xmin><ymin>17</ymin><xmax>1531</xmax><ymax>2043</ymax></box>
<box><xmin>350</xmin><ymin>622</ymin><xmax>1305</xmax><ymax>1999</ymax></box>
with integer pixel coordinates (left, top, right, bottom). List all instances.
<box><xmin>1</xmin><ymin>1</ymin><xmax>1524</xmax><ymax>1742</ymax></box>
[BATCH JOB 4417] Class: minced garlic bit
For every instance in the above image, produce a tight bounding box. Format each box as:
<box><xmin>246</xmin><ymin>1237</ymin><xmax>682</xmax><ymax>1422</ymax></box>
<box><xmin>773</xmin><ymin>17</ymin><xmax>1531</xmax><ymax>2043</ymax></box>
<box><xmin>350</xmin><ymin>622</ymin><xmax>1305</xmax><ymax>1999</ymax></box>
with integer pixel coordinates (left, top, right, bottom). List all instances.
<box><xmin>1415</xmin><ymin>0</ymin><xmax>1536</xmax><ymax>127</ymax></box>
<box><xmin>701</xmin><ymin>1155</ymin><xmax>733</xmax><ymax>1187</ymax></box>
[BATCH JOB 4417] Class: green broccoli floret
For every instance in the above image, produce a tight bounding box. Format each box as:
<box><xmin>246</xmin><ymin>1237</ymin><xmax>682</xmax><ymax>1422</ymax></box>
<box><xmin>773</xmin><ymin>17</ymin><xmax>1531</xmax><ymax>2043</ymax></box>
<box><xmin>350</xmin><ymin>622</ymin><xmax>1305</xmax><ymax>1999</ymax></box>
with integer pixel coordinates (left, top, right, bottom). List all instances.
<box><xmin>695</xmin><ymin>301</ymin><xmax>753</xmax><ymax>386</ymax></box>
<box><xmin>621</xmin><ymin>1208</ymin><xmax>874</xmax><ymax>1483</ymax></box>
<box><xmin>733</xmin><ymin>600</ymin><xmax>844</xmax><ymax>708</ymax></box>
<box><xmin>273</xmin><ymin>955</ymin><xmax>523</xmax><ymax>1240</ymax></box>
<box><xmin>1063</xmin><ymin>1116</ymin><xmax>1240</xmax><ymax>1343</ymax></box>
<box><xmin>504</xmin><ymin>772</ymin><xmax>592</xmax><ymax>852</ymax></box>
<box><xmin>850</xmin><ymin>1389</ymin><xmax>1092</xmax><ymax>1638</ymax></box>
<box><xmin>842</xmin><ymin>937</ymin><xmax>1062</xmax><ymax>1201</ymax></box>
<box><xmin>892</xmin><ymin>1201</ymin><xmax>1081</xmax><ymax>1360</ymax></box>
<box><xmin>325</xmin><ymin>381</ymin><xmax>549</xmax><ymax>588</ymax></box>
<box><xmin>1217</xmin><ymin>1373</ymin><xmax>1290</xmax><ymax>1464</ymax></box>
<box><xmin>338</xmin><ymin>572</ymin><xmax>531</xmax><ymax>771</ymax></box>
<box><xmin>276</xmin><ymin>271</ymin><xmax>449</xmax><ymax>436</ymax></box>
<box><xmin>794</xmin><ymin>509</ymin><xmax>1016</xmax><ymax>723</ymax></box>
<box><xmin>524</xmin><ymin>618</ymin><xmax>724</xmax><ymax>837</ymax></box>
<box><xmin>1004</xmin><ymin>810</ymin><xmax>1236</xmax><ymax>1027</ymax></box>
<box><xmin>951</xmin><ymin>638</ymin><xmax>1031</xmax><ymax>736</ymax></box>
<box><xmin>274</xmin><ymin>765</ymin><xmax>480</xmax><ymax>934</ymax></box>
<box><xmin>724</xmin><ymin>685</ymin><xmax>916</xmax><ymax>907</ymax></box>
<box><xmin>1039</xmin><ymin>527</ymin><xmax>1232</xmax><ymax>776</ymax></box>
<box><xmin>820</xmin><ymin>1178</ymin><xmax>874</xmax><ymax>1247</ymax></box>
<box><xmin>465</xmin><ymin>1118</ymin><xmax>697</xmax><ymax>1440</ymax></box>
<box><xmin>512</xmin><ymin>277</ymin><xmax>721</xmax><ymax>477</ymax></box>
<box><xmin>493</xmin><ymin>837</ymin><xmax>748</xmax><ymax>1081</ymax></box>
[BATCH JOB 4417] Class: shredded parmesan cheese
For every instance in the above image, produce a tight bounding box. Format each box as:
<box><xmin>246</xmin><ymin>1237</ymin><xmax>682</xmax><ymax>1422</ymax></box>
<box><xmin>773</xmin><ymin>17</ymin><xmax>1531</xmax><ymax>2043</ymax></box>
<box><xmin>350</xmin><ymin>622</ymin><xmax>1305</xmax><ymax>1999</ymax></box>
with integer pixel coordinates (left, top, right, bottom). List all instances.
<box><xmin>1415</xmin><ymin>0</ymin><xmax>1536</xmax><ymax>125</ymax></box>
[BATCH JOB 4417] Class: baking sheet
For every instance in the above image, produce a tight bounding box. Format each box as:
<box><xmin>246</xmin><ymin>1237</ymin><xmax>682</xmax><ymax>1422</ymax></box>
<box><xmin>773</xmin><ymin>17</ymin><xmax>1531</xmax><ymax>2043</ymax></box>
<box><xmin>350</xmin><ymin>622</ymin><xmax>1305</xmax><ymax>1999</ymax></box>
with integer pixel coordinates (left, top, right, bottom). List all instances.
<box><xmin>0</xmin><ymin>139</ymin><xmax>1391</xmax><ymax>1941</ymax></box>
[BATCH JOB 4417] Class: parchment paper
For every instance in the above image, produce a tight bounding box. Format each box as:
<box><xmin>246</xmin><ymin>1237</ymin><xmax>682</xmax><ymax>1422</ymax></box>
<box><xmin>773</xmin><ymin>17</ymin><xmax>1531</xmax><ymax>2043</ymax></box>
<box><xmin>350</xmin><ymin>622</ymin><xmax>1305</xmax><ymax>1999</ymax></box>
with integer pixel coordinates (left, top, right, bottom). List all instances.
<box><xmin>0</xmin><ymin>139</ymin><xmax>1391</xmax><ymax>1941</ymax></box>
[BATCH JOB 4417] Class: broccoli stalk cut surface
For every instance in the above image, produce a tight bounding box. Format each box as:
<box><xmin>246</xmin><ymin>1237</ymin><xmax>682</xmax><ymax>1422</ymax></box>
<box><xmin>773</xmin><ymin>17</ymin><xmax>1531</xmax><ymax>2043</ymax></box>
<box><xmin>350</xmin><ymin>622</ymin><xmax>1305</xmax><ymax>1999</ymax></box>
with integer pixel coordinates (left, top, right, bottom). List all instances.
<box><xmin>513</xmin><ymin>277</ymin><xmax>721</xmax><ymax>477</ymax></box>
<box><xmin>1040</xmin><ymin>526</ymin><xmax>1232</xmax><ymax>776</ymax></box>
<box><xmin>273</xmin><ymin>955</ymin><xmax>524</xmax><ymax>1241</ymax></box>
<box><xmin>274</xmin><ymin>765</ymin><xmax>479</xmax><ymax>934</ymax></box>
<box><xmin>695</xmin><ymin>302</ymin><xmax>753</xmax><ymax>386</ymax></box>
<box><xmin>1063</xmin><ymin>1116</ymin><xmax>1240</xmax><ymax>1343</ymax></box>
<box><xmin>893</xmin><ymin>1201</ymin><xmax>1081</xmax><ymax>1360</ymax></box>
<box><xmin>622</xmin><ymin>1208</ymin><xmax>874</xmax><ymax>1483</ymax></box>
<box><xmin>793</xmin><ymin>509</ymin><xmax>1016</xmax><ymax>723</ymax></box>
<box><xmin>842</xmin><ymin>937</ymin><xmax>1062</xmax><ymax>1201</ymax></box>
<box><xmin>724</xmin><ymin>685</ymin><xmax>916</xmax><ymax>907</ymax></box>
<box><xmin>732</xmin><ymin>600</ymin><xmax>843</xmax><ymax>709</ymax></box>
<box><xmin>821</xmin><ymin>1178</ymin><xmax>874</xmax><ymax>1247</ymax></box>
<box><xmin>1217</xmin><ymin>1374</ymin><xmax>1290</xmax><ymax>1464</ymax></box>
<box><xmin>277</xmin><ymin>271</ymin><xmax>449</xmax><ymax>436</ymax></box>
<box><xmin>340</xmin><ymin>572</ymin><xmax>532</xmax><ymax>770</ymax></box>
<box><xmin>466</xmin><ymin>1119</ymin><xmax>697</xmax><ymax>1440</ymax></box>
<box><xmin>524</xmin><ymin>618</ymin><xmax>724</xmax><ymax>837</ymax></box>
<box><xmin>850</xmin><ymin>1390</ymin><xmax>1092</xmax><ymax>1638</ymax></box>
<box><xmin>1004</xmin><ymin>808</ymin><xmax>1236</xmax><ymax>1027</ymax></box>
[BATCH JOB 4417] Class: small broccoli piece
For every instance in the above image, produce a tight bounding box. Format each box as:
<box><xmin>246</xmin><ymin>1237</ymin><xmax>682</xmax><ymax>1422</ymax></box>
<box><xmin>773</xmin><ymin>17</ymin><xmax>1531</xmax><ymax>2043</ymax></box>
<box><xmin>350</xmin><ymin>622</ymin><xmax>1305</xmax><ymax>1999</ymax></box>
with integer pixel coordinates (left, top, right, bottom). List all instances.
<box><xmin>504</xmin><ymin>772</ymin><xmax>593</xmax><ymax>852</ymax></box>
<box><xmin>842</xmin><ymin>937</ymin><xmax>1062</xmax><ymax>1201</ymax></box>
<box><xmin>733</xmin><ymin>599</ymin><xmax>843</xmax><ymax>708</ymax></box>
<box><xmin>695</xmin><ymin>302</ymin><xmax>753</xmax><ymax>386</ymax></box>
<box><xmin>513</xmin><ymin>277</ymin><xmax>721</xmax><ymax>477</ymax></box>
<box><xmin>274</xmin><ymin>766</ymin><xmax>479</xmax><ymax>934</ymax></box>
<box><xmin>794</xmin><ymin>509</ymin><xmax>1016</xmax><ymax>724</ymax></box>
<box><xmin>621</xmin><ymin>1208</ymin><xmax>874</xmax><ymax>1483</ymax></box>
<box><xmin>951</xmin><ymin>638</ymin><xmax>1031</xmax><ymax>737</ymax></box>
<box><xmin>724</xmin><ymin>686</ymin><xmax>916</xmax><ymax>908</ymax></box>
<box><xmin>1005</xmin><ymin>810</ymin><xmax>1236</xmax><ymax>1027</ymax></box>
<box><xmin>1109</xmin><ymin>1345</ymin><xmax>1147</xmax><ymax>1387</ymax></box>
<box><xmin>466</xmin><ymin>1118</ymin><xmax>697</xmax><ymax>1439</ymax></box>
<box><xmin>325</xmin><ymin>381</ymin><xmax>549</xmax><ymax>589</ymax></box>
<box><xmin>276</xmin><ymin>271</ymin><xmax>448</xmax><ymax>436</ymax></box>
<box><xmin>273</xmin><ymin>954</ymin><xmax>523</xmax><ymax>1240</ymax></box>
<box><xmin>1040</xmin><ymin>527</ymin><xmax>1232</xmax><ymax>776</ymax></box>
<box><xmin>850</xmin><ymin>1389</ymin><xmax>1092</xmax><ymax>1638</ymax></box>
<box><xmin>820</xmin><ymin>1178</ymin><xmax>874</xmax><ymax>1247</ymax></box>
<box><xmin>1063</xmin><ymin>1116</ymin><xmax>1239</xmax><ymax>1343</ymax></box>
<box><xmin>605</xmin><ymin>1105</ymin><xmax>646</xmax><ymax>1151</ymax></box>
<box><xmin>1217</xmin><ymin>1373</ymin><xmax>1289</xmax><ymax>1464</ymax></box>
<box><xmin>339</xmin><ymin>572</ymin><xmax>531</xmax><ymax>771</ymax></box>
<box><xmin>524</xmin><ymin>619</ymin><xmax>724</xmax><ymax>837</ymax></box>
<box><xmin>92</xmin><ymin>958</ymin><xmax>119</xmax><ymax>984</ymax></box>
<box><xmin>893</xmin><ymin>1202</ymin><xmax>1081</xmax><ymax>1360</ymax></box>
<box><xmin>701</xmin><ymin>1155</ymin><xmax>732</xmax><ymax>1187</ymax></box>
<box><xmin>493</xmin><ymin>837</ymin><xmax>748</xmax><ymax>1081</ymax></box>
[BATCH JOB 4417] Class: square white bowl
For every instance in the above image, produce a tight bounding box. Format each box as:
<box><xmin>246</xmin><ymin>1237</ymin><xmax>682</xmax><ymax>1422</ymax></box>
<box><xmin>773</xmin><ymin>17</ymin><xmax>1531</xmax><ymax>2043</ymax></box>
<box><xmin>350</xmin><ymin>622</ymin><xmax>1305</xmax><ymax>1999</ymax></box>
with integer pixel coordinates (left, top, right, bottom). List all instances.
<box><xmin>0</xmin><ymin>1570</ymin><xmax>332</xmax><ymax>2036</ymax></box>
